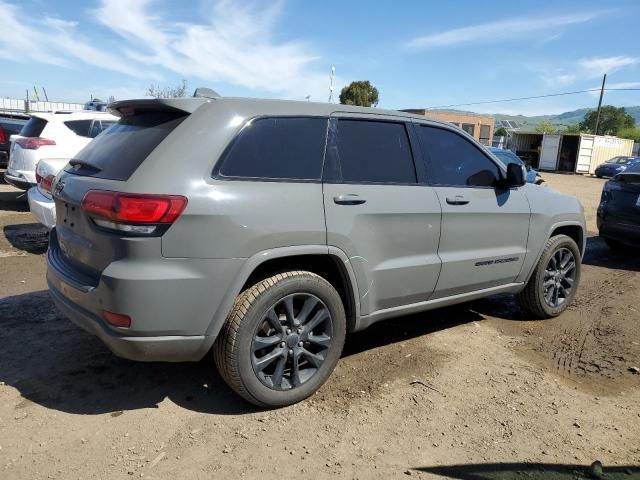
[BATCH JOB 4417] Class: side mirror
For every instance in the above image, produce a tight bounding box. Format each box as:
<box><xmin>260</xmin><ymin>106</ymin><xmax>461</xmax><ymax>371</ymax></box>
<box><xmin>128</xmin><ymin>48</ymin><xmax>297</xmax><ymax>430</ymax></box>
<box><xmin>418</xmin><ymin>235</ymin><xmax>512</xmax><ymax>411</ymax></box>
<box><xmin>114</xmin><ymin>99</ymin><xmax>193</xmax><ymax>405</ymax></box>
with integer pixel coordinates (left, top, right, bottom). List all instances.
<box><xmin>505</xmin><ymin>162</ymin><xmax>526</xmax><ymax>188</ymax></box>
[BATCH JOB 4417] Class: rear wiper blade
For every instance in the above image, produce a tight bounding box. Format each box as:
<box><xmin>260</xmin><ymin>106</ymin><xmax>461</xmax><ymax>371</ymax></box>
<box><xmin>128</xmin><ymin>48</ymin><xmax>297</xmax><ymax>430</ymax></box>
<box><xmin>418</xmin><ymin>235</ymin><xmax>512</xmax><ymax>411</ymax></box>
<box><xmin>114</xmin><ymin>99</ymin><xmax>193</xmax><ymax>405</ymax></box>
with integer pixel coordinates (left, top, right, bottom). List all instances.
<box><xmin>68</xmin><ymin>159</ymin><xmax>102</xmax><ymax>173</ymax></box>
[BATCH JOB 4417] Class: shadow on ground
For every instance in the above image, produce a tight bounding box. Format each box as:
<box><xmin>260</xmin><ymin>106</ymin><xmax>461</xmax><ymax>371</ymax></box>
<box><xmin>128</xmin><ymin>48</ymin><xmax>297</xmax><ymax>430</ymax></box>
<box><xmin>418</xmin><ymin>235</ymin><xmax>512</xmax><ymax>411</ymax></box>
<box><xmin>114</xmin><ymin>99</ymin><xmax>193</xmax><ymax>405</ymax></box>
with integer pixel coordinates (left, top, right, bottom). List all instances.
<box><xmin>0</xmin><ymin>189</ymin><xmax>29</xmax><ymax>212</ymax></box>
<box><xmin>0</xmin><ymin>290</ymin><xmax>482</xmax><ymax>416</ymax></box>
<box><xmin>415</xmin><ymin>462</ymin><xmax>640</xmax><ymax>479</ymax></box>
<box><xmin>582</xmin><ymin>235</ymin><xmax>640</xmax><ymax>272</ymax></box>
<box><xmin>3</xmin><ymin>223</ymin><xmax>49</xmax><ymax>254</ymax></box>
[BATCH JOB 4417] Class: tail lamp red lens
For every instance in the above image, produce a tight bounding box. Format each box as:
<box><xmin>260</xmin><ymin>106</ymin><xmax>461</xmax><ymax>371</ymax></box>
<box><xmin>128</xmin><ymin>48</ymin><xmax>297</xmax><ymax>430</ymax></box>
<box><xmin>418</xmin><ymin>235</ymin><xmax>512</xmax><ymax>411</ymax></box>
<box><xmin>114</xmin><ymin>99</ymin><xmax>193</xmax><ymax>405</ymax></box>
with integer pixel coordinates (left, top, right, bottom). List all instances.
<box><xmin>40</xmin><ymin>175</ymin><xmax>55</xmax><ymax>193</ymax></box>
<box><xmin>0</xmin><ymin>127</ymin><xmax>5</xmax><ymax>143</ymax></box>
<box><xmin>103</xmin><ymin>310</ymin><xmax>131</xmax><ymax>328</ymax></box>
<box><xmin>81</xmin><ymin>191</ymin><xmax>187</xmax><ymax>224</ymax></box>
<box><xmin>15</xmin><ymin>137</ymin><xmax>56</xmax><ymax>149</ymax></box>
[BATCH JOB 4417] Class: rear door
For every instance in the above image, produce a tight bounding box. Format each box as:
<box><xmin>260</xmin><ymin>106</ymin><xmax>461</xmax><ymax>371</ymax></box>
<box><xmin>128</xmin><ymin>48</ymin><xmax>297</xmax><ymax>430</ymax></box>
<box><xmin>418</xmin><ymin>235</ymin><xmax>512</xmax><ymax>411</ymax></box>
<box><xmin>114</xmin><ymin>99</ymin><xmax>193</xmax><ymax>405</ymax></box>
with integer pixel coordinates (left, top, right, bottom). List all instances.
<box><xmin>323</xmin><ymin>115</ymin><xmax>442</xmax><ymax>315</ymax></box>
<box><xmin>415</xmin><ymin>124</ymin><xmax>530</xmax><ymax>298</ymax></box>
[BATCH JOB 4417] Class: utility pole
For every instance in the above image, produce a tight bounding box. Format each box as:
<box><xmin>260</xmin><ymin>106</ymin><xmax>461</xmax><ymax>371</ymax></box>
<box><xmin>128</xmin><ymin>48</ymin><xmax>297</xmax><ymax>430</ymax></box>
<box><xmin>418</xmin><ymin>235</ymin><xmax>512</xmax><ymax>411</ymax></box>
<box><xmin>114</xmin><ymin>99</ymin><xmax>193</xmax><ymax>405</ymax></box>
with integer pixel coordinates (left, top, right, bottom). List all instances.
<box><xmin>328</xmin><ymin>66</ymin><xmax>335</xmax><ymax>103</ymax></box>
<box><xmin>594</xmin><ymin>73</ymin><xmax>606</xmax><ymax>136</ymax></box>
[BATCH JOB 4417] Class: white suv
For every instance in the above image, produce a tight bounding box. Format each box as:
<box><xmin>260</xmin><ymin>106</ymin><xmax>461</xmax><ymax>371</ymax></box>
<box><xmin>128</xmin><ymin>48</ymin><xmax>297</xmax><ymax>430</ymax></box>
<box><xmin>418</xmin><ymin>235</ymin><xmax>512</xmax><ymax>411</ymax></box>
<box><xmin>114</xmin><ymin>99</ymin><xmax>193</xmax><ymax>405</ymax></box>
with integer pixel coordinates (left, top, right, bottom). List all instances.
<box><xmin>5</xmin><ymin>110</ymin><xmax>117</xmax><ymax>190</ymax></box>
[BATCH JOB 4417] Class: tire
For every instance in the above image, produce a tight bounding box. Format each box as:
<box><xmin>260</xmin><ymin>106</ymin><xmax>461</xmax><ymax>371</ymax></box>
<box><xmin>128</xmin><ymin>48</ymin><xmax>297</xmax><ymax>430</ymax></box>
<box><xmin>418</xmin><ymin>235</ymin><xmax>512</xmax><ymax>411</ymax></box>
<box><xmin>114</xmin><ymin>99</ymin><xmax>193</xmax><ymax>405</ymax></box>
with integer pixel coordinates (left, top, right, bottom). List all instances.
<box><xmin>517</xmin><ymin>234</ymin><xmax>581</xmax><ymax>319</ymax></box>
<box><xmin>213</xmin><ymin>271</ymin><xmax>346</xmax><ymax>408</ymax></box>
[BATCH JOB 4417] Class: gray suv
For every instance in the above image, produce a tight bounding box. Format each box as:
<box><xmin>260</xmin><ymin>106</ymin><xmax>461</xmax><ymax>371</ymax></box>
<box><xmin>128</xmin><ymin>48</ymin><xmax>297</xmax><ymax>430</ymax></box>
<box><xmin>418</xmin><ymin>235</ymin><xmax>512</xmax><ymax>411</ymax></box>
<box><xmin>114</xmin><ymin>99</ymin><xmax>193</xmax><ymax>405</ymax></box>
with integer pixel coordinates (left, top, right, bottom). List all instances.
<box><xmin>47</xmin><ymin>94</ymin><xmax>586</xmax><ymax>407</ymax></box>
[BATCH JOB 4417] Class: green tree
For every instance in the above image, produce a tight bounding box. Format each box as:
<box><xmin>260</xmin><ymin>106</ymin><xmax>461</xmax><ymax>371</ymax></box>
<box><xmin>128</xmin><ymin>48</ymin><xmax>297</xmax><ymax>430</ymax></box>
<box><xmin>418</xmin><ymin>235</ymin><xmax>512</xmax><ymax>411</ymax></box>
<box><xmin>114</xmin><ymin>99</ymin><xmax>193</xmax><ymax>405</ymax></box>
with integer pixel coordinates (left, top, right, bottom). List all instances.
<box><xmin>617</xmin><ymin>127</ymin><xmax>640</xmax><ymax>142</ymax></box>
<box><xmin>562</xmin><ymin>124</ymin><xmax>583</xmax><ymax>134</ymax></box>
<box><xmin>535</xmin><ymin>120</ymin><xmax>557</xmax><ymax>134</ymax></box>
<box><xmin>146</xmin><ymin>79</ymin><xmax>188</xmax><ymax>98</ymax></box>
<box><xmin>339</xmin><ymin>80</ymin><xmax>379</xmax><ymax>107</ymax></box>
<box><xmin>494</xmin><ymin>127</ymin><xmax>508</xmax><ymax>137</ymax></box>
<box><xmin>579</xmin><ymin>106</ymin><xmax>635</xmax><ymax>136</ymax></box>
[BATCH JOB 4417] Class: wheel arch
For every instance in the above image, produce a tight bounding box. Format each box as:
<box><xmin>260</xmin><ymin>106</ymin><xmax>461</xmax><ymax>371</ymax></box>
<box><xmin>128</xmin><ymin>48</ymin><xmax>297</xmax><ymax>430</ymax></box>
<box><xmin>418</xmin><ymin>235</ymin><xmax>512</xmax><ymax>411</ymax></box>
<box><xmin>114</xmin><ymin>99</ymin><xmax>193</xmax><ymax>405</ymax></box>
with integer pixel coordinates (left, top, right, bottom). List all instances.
<box><xmin>198</xmin><ymin>245</ymin><xmax>361</xmax><ymax>358</ymax></box>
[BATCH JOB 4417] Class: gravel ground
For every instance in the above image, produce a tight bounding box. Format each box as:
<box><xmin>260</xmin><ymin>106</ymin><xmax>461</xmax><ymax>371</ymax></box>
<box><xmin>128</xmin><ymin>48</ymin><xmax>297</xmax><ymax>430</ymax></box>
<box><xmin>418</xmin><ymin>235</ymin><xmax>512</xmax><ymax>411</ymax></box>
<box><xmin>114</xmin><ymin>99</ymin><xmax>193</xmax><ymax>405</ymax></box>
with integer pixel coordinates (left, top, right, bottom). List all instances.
<box><xmin>0</xmin><ymin>171</ymin><xmax>638</xmax><ymax>480</ymax></box>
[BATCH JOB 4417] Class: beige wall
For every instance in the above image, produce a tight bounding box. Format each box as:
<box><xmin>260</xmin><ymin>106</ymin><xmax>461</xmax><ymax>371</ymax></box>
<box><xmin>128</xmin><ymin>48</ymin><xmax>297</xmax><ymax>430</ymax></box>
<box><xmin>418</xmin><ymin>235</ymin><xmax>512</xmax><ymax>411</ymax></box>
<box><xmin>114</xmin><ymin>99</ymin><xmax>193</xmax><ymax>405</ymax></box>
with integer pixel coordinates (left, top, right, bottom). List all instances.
<box><xmin>402</xmin><ymin>109</ymin><xmax>495</xmax><ymax>145</ymax></box>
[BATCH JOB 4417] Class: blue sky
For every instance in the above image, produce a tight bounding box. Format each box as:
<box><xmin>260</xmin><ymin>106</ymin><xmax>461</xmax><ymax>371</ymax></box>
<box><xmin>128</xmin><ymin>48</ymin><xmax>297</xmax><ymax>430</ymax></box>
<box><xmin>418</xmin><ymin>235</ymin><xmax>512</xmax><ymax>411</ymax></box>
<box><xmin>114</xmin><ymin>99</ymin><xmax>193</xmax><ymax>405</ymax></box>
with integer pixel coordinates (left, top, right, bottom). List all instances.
<box><xmin>1</xmin><ymin>0</ymin><xmax>639</xmax><ymax>116</ymax></box>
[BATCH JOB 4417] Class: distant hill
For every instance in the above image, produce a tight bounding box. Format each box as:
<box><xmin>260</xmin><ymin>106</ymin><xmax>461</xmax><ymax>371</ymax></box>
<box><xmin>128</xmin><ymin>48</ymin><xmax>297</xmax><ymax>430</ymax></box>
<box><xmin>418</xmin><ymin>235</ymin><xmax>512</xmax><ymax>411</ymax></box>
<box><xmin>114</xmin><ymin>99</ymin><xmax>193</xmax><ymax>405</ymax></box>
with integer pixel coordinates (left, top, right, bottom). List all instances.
<box><xmin>491</xmin><ymin>106</ymin><xmax>640</xmax><ymax>127</ymax></box>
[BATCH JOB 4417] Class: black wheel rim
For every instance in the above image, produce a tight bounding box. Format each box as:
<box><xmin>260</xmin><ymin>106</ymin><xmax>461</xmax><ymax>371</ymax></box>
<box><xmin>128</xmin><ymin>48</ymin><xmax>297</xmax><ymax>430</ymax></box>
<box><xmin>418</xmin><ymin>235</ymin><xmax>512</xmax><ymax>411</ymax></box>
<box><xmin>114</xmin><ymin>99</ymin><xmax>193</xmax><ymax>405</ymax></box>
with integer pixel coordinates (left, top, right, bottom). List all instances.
<box><xmin>543</xmin><ymin>247</ymin><xmax>577</xmax><ymax>308</ymax></box>
<box><xmin>251</xmin><ymin>293</ymin><xmax>333</xmax><ymax>391</ymax></box>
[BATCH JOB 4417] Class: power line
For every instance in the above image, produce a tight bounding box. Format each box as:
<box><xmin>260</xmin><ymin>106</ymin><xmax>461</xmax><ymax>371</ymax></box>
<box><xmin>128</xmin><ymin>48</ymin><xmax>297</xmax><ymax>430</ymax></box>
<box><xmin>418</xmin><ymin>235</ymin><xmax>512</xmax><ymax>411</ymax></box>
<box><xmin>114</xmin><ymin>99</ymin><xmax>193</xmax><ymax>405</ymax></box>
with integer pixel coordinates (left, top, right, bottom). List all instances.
<box><xmin>424</xmin><ymin>87</ymin><xmax>640</xmax><ymax>110</ymax></box>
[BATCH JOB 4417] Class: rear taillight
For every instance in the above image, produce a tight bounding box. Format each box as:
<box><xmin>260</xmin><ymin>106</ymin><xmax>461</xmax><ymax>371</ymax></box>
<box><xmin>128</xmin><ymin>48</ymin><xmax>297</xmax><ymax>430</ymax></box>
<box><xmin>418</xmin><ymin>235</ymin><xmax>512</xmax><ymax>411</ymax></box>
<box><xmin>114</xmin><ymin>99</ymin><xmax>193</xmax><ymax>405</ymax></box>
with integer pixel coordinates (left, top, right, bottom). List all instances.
<box><xmin>81</xmin><ymin>190</ymin><xmax>187</xmax><ymax>235</ymax></box>
<box><xmin>16</xmin><ymin>137</ymin><xmax>56</xmax><ymax>149</ymax></box>
<box><xmin>0</xmin><ymin>127</ymin><xmax>5</xmax><ymax>143</ymax></box>
<box><xmin>40</xmin><ymin>175</ymin><xmax>55</xmax><ymax>193</ymax></box>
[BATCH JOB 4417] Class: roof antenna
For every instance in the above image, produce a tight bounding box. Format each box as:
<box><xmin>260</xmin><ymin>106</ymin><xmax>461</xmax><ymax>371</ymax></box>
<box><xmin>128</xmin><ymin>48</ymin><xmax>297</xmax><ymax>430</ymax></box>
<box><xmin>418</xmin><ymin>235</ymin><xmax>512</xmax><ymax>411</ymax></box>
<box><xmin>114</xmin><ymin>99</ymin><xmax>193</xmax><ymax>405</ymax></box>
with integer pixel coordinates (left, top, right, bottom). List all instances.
<box><xmin>193</xmin><ymin>87</ymin><xmax>221</xmax><ymax>99</ymax></box>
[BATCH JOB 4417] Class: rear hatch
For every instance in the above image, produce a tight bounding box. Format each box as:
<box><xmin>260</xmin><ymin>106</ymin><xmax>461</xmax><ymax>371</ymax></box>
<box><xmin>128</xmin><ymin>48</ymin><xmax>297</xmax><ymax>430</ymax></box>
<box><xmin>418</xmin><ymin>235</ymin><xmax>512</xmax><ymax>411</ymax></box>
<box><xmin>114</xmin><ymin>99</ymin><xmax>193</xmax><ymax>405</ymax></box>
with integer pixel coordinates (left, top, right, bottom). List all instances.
<box><xmin>49</xmin><ymin>99</ymin><xmax>202</xmax><ymax>285</ymax></box>
<box><xmin>8</xmin><ymin>115</ymin><xmax>51</xmax><ymax>172</ymax></box>
<box><xmin>605</xmin><ymin>173</ymin><xmax>640</xmax><ymax>222</ymax></box>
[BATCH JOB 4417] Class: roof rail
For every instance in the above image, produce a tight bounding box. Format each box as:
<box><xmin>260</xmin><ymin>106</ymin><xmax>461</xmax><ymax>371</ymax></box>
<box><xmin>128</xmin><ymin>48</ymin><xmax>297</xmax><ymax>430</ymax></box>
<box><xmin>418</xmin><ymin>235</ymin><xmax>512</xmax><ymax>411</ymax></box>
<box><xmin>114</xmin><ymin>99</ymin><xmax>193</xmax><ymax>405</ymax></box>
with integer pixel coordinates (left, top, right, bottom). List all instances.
<box><xmin>193</xmin><ymin>87</ymin><xmax>221</xmax><ymax>99</ymax></box>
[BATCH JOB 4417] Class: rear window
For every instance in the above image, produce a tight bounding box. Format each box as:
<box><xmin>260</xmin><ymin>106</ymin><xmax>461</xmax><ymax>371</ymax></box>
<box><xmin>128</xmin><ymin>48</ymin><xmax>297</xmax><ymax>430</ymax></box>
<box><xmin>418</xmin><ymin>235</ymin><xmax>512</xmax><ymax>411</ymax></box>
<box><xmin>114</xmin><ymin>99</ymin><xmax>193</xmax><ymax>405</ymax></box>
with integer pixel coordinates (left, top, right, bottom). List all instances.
<box><xmin>20</xmin><ymin>117</ymin><xmax>48</xmax><ymax>137</ymax></box>
<box><xmin>66</xmin><ymin>111</ymin><xmax>186</xmax><ymax>181</ymax></box>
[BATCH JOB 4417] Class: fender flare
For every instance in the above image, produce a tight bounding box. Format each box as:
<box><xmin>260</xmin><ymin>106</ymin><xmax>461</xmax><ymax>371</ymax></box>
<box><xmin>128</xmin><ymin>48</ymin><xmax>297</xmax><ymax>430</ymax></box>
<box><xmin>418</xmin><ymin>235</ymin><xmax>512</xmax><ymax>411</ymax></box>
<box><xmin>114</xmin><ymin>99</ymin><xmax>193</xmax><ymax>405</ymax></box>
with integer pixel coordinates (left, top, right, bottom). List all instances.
<box><xmin>195</xmin><ymin>245</ymin><xmax>361</xmax><ymax>358</ymax></box>
<box><xmin>521</xmin><ymin>220</ymin><xmax>585</xmax><ymax>285</ymax></box>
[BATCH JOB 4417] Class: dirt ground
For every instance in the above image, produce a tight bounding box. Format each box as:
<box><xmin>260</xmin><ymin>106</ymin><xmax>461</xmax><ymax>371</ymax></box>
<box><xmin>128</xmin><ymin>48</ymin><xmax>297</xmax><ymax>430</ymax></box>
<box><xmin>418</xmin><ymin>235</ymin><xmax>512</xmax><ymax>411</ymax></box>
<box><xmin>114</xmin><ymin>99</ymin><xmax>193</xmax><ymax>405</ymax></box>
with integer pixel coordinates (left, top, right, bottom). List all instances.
<box><xmin>0</xmin><ymin>172</ymin><xmax>638</xmax><ymax>480</ymax></box>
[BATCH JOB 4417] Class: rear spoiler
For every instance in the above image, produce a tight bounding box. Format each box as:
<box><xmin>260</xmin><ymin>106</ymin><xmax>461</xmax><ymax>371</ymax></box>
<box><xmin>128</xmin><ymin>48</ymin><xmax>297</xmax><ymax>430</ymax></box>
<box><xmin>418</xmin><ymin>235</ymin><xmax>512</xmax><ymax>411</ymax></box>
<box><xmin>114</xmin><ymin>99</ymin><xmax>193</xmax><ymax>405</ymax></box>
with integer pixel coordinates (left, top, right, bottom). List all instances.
<box><xmin>108</xmin><ymin>88</ymin><xmax>221</xmax><ymax>118</ymax></box>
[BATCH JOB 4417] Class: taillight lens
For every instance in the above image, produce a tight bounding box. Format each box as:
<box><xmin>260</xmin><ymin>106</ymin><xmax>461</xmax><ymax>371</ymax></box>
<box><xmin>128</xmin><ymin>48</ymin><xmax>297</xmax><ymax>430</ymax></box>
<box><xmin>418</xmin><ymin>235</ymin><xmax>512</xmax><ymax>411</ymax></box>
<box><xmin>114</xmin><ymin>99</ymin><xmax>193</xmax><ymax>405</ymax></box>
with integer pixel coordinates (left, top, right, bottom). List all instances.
<box><xmin>81</xmin><ymin>190</ymin><xmax>187</xmax><ymax>235</ymax></box>
<box><xmin>0</xmin><ymin>127</ymin><xmax>5</xmax><ymax>143</ymax></box>
<box><xmin>40</xmin><ymin>175</ymin><xmax>55</xmax><ymax>193</ymax></box>
<box><xmin>16</xmin><ymin>137</ymin><xmax>56</xmax><ymax>149</ymax></box>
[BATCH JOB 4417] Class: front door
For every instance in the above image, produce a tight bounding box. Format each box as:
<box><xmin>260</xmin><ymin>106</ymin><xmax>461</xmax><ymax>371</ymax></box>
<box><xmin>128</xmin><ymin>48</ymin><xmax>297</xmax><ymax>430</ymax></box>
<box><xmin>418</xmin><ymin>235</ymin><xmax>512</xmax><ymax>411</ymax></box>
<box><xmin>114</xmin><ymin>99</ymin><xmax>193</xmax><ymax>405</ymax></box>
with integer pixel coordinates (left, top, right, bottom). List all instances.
<box><xmin>415</xmin><ymin>124</ymin><xmax>531</xmax><ymax>299</ymax></box>
<box><xmin>323</xmin><ymin>115</ymin><xmax>442</xmax><ymax>315</ymax></box>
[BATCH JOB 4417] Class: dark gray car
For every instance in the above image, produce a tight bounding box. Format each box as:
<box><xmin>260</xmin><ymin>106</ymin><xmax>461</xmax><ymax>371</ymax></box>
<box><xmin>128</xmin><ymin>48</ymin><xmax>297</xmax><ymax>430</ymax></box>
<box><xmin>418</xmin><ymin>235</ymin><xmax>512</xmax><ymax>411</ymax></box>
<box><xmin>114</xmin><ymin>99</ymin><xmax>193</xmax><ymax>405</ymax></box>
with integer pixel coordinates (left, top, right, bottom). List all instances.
<box><xmin>47</xmin><ymin>94</ymin><xmax>586</xmax><ymax>407</ymax></box>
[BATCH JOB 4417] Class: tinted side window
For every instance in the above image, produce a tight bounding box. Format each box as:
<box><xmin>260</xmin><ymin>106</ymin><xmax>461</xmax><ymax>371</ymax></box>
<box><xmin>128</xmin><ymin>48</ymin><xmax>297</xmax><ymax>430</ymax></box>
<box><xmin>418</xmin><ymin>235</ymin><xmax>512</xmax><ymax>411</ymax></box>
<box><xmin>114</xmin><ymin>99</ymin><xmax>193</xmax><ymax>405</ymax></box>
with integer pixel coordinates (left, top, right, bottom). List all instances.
<box><xmin>65</xmin><ymin>120</ymin><xmax>92</xmax><ymax>137</ymax></box>
<box><xmin>328</xmin><ymin>119</ymin><xmax>416</xmax><ymax>183</ymax></box>
<box><xmin>219</xmin><ymin>117</ymin><xmax>327</xmax><ymax>180</ymax></box>
<box><xmin>89</xmin><ymin>120</ymin><xmax>116</xmax><ymax>138</ymax></box>
<box><xmin>418</xmin><ymin>126</ymin><xmax>501</xmax><ymax>187</ymax></box>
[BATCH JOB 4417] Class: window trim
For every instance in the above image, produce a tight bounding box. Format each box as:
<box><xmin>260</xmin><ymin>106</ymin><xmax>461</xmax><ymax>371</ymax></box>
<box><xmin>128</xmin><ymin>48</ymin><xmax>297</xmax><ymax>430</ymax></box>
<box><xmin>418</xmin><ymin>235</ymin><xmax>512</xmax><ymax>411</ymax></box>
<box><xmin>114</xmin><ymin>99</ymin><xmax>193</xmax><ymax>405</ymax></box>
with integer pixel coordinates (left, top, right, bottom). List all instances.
<box><xmin>414</xmin><ymin>122</ymin><xmax>506</xmax><ymax>190</ymax></box>
<box><xmin>212</xmin><ymin>115</ymin><xmax>330</xmax><ymax>183</ymax></box>
<box><xmin>322</xmin><ymin>117</ymin><xmax>420</xmax><ymax>186</ymax></box>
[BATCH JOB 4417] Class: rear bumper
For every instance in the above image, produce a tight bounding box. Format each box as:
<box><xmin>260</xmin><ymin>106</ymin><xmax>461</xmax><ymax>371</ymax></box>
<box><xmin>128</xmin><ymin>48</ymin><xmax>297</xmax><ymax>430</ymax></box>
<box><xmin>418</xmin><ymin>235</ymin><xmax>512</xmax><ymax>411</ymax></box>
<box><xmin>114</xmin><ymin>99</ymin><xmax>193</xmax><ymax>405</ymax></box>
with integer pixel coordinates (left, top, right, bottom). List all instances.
<box><xmin>46</xmin><ymin>228</ymin><xmax>246</xmax><ymax>362</ymax></box>
<box><xmin>597</xmin><ymin>215</ymin><xmax>640</xmax><ymax>247</ymax></box>
<box><xmin>27</xmin><ymin>187</ymin><xmax>56</xmax><ymax>229</ymax></box>
<box><xmin>48</xmin><ymin>281</ymin><xmax>207</xmax><ymax>362</ymax></box>
<box><xmin>4</xmin><ymin>171</ymin><xmax>35</xmax><ymax>190</ymax></box>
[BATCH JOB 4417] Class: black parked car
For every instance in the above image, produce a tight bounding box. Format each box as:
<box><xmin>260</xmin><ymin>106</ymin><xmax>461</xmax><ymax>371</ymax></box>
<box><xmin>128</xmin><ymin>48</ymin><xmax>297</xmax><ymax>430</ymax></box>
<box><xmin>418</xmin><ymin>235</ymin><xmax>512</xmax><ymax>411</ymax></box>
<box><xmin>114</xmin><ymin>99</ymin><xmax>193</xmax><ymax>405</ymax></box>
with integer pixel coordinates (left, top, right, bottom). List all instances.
<box><xmin>0</xmin><ymin>114</ymin><xmax>29</xmax><ymax>168</ymax></box>
<box><xmin>597</xmin><ymin>162</ymin><xmax>640</xmax><ymax>250</ymax></box>
<box><xmin>594</xmin><ymin>156</ymin><xmax>640</xmax><ymax>178</ymax></box>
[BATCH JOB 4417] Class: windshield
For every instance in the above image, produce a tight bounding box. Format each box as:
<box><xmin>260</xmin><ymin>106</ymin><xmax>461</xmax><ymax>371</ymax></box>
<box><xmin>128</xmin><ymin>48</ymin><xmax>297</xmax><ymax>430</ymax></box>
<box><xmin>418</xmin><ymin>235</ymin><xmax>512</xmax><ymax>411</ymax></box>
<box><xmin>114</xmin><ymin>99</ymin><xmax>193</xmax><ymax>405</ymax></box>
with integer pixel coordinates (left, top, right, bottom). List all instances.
<box><xmin>492</xmin><ymin>150</ymin><xmax>523</xmax><ymax>167</ymax></box>
<box><xmin>606</xmin><ymin>156</ymin><xmax>630</xmax><ymax>164</ymax></box>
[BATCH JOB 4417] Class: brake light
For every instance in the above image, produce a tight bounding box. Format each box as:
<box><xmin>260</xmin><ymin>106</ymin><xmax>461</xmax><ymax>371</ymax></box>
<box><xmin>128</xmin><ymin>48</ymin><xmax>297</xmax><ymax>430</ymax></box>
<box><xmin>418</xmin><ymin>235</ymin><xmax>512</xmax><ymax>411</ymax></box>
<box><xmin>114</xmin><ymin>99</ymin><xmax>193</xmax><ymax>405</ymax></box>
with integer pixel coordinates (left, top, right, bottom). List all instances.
<box><xmin>103</xmin><ymin>310</ymin><xmax>131</xmax><ymax>328</ymax></box>
<box><xmin>0</xmin><ymin>127</ymin><xmax>5</xmax><ymax>143</ymax></box>
<box><xmin>16</xmin><ymin>137</ymin><xmax>56</xmax><ymax>149</ymax></box>
<box><xmin>40</xmin><ymin>175</ymin><xmax>55</xmax><ymax>193</ymax></box>
<box><xmin>81</xmin><ymin>190</ymin><xmax>187</xmax><ymax>234</ymax></box>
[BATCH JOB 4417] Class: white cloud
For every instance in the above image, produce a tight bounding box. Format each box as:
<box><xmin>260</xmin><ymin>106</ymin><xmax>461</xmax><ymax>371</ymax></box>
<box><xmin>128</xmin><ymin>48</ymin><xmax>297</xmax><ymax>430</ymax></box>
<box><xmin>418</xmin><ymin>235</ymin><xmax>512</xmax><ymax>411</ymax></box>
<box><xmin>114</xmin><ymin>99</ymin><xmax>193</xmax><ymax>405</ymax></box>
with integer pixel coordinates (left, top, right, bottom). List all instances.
<box><xmin>93</xmin><ymin>0</ymin><xmax>337</xmax><ymax>100</ymax></box>
<box><xmin>406</xmin><ymin>11</ymin><xmax>606</xmax><ymax>49</ymax></box>
<box><xmin>0</xmin><ymin>0</ymin><xmax>338</xmax><ymax>101</ymax></box>
<box><xmin>540</xmin><ymin>72</ymin><xmax>576</xmax><ymax>88</ymax></box>
<box><xmin>0</xmin><ymin>0</ymin><xmax>156</xmax><ymax>79</ymax></box>
<box><xmin>586</xmin><ymin>81</ymin><xmax>640</xmax><ymax>97</ymax></box>
<box><xmin>578</xmin><ymin>56</ymin><xmax>640</xmax><ymax>76</ymax></box>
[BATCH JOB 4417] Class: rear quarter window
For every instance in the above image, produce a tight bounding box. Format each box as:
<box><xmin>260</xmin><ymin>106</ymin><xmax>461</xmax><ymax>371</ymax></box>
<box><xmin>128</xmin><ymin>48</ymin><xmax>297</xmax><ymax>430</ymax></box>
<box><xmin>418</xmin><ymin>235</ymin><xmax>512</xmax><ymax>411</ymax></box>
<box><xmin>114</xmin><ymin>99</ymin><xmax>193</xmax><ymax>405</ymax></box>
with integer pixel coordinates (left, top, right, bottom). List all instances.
<box><xmin>20</xmin><ymin>117</ymin><xmax>48</xmax><ymax>137</ymax></box>
<box><xmin>217</xmin><ymin>117</ymin><xmax>328</xmax><ymax>180</ymax></box>
<box><xmin>66</xmin><ymin>111</ymin><xmax>187</xmax><ymax>181</ymax></box>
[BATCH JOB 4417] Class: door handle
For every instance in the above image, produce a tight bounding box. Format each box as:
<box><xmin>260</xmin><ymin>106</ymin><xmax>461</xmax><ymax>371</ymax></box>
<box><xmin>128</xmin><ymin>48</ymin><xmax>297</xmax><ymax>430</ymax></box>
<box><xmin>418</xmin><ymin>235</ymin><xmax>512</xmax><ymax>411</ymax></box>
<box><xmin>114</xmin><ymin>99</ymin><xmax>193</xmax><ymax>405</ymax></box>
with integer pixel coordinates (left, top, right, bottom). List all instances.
<box><xmin>446</xmin><ymin>195</ymin><xmax>470</xmax><ymax>206</ymax></box>
<box><xmin>333</xmin><ymin>194</ymin><xmax>366</xmax><ymax>205</ymax></box>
